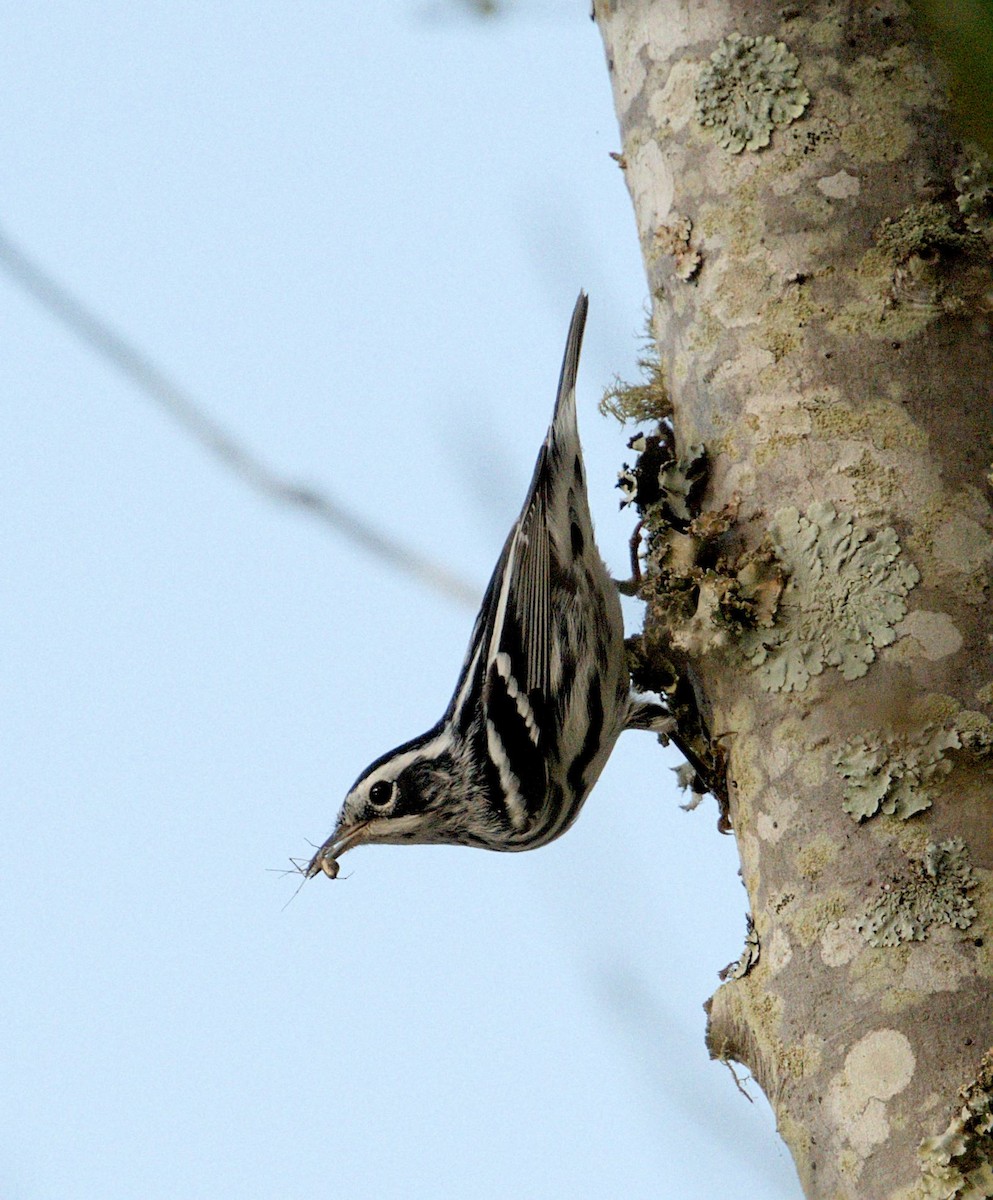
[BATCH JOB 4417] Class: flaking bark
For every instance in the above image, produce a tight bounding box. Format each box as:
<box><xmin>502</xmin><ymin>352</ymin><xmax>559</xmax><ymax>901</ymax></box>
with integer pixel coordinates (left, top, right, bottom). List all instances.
<box><xmin>594</xmin><ymin>3</ymin><xmax>993</xmax><ymax>1197</ymax></box>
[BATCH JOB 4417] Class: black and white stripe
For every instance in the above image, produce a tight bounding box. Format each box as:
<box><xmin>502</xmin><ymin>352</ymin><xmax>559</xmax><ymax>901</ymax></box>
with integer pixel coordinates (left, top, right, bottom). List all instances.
<box><xmin>304</xmin><ymin>292</ymin><xmax>656</xmax><ymax>877</ymax></box>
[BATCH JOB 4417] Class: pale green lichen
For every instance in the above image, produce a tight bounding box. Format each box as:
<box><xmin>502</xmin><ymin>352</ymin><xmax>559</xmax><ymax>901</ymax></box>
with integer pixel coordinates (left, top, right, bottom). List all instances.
<box><xmin>834</xmin><ymin>725</ymin><xmax>961</xmax><ymax>823</ymax></box>
<box><xmin>876</xmin><ymin>200</ymin><xmax>978</xmax><ymax>263</ymax></box>
<box><xmin>957</xmin><ymin>708</ymin><xmax>993</xmax><ymax>754</ymax></box>
<box><xmin>653</xmin><ymin>214</ymin><xmax>703</xmax><ymax>281</ymax></box>
<box><xmin>640</xmin><ymin>501</ymin><xmax>784</xmax><ymax>658</ymax></box>
<box><xmin>695</xmin><ymin>33</ymin><xmax>809</xmax><ymax>154</ymax></box>
<box><xmin>859</xmin><ymin>839</ymin><xmax>977</xmax><ymax>948</ymax></box>
<box><xmin>918</xmin><ymin>1050</ymin><xmax>993</xmax><ymax>1199</ymax></box>
<box><xmin>955</xmin><ymin>144</ymin><xmax>993</xmax><ymax>233</ymax></box>
<box><xmin>832</xmin><ymin>197</ymin><xmax>987</xmax><ymax>340</ymax></box>
<box><xmin>740</xmin><ymin>502</ymin><xmax>920</xmax><ymax>692</ymax></box>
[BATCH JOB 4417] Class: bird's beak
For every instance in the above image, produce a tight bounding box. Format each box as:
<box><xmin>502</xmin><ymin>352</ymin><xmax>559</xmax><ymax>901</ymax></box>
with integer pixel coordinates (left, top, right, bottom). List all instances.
<box><xmin>303</xmin><ymin>819</ymin><xmax>370</xmax><ymax>880</ymax></box>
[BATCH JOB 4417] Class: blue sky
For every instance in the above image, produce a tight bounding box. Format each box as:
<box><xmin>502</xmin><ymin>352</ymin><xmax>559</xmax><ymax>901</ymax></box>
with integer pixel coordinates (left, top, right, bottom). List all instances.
<box><xmin>2</xmin><ymin>4</ymin><xmax>799</xmax><ymax>1197</ymax></box>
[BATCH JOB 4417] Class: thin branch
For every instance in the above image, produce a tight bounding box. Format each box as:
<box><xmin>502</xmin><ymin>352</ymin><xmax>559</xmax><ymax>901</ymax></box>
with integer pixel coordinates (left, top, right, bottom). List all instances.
<box><xmin>0</xmin><ymin>225</ymin><xmax>479</xmax><ymax>608</ymax></box>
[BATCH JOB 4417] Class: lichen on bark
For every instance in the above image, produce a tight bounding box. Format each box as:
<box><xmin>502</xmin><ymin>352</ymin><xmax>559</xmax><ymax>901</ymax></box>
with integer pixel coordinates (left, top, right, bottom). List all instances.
<box><xmin>916</xmin><ymin>1050</ymin><xmax>993</xmax><ymax>1199</ymax></box>
<box><xmin>858</xmin><ymin>838</ymin><xmax>978</xmax><ymax>947</ymax></box>
<box><xmin>695</xmin><ymin>33</ymin><xmax>810</xmax><ymax>153</ymax></box>
<box><xmin>596</xmin><ymin>1</ymin><xmax>993</xmax><ymax>1197</ymax></box>
<box><xmin>834</xmin><ymin>724</ymin><xmax>960</xmax><ymax>822</ymax></box>
<box><xmin>739</xmin><ymin>502</ymin><xmax>920</xmax><ymax>692</ymax></box>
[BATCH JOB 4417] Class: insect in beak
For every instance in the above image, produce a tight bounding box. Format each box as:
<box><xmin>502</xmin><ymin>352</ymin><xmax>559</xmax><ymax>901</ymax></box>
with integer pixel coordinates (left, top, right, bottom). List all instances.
<box><xmin>302</xmin><ymin>819</ymin><xmax>371</xmax><ymax>881</ymax></box>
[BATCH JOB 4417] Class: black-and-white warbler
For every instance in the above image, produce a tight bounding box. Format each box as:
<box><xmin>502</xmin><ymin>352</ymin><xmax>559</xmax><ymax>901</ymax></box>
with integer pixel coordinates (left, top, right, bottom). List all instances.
<box><xmin>303</xmin><ymin>292</ymin><xmax>671</xmax><ymax>879</ymax></box>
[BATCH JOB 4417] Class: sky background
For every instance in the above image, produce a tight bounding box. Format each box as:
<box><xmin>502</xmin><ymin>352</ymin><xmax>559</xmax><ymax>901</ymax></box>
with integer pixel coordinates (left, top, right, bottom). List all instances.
<box><xmin>2</xmin><ymin>4</ymin><xmax>801</xmax><ymax>1197</ymax></box>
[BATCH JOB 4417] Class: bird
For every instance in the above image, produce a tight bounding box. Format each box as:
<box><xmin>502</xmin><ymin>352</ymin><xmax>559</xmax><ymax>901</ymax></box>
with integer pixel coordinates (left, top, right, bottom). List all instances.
<box><xmin>301</xmin><ymin>292</ymin><xmax>672</xmax><ymax>881</ymax></box>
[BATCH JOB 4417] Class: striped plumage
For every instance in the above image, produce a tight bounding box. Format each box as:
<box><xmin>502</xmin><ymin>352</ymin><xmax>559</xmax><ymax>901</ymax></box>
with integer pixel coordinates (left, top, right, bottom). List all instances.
<box><xmin>304</xmin><ymin>293</ymin><xmax>667</xmax><ymax>878</ymax></box>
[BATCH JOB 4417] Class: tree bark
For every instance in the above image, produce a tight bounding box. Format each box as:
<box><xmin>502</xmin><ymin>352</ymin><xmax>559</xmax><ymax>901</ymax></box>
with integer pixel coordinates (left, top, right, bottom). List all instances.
<box><xmin>595</xmin><ymin>2</ymin><xmax>993</xmax><ymax>1197</ymax></box>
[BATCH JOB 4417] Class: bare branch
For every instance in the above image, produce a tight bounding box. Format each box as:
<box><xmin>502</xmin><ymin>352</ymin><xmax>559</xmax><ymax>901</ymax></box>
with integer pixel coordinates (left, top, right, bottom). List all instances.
<box><xmin>0</xmin><ymin>224</ymin><xmax>478</xmax><ymax>608</ymax></box>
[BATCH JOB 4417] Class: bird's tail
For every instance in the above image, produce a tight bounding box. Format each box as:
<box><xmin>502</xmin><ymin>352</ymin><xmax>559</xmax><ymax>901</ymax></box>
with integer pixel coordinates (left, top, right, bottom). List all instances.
<box><xmin>549</xmin><ymin>290</ymin><xmax>588</xmax><ymax>442</ymax></box>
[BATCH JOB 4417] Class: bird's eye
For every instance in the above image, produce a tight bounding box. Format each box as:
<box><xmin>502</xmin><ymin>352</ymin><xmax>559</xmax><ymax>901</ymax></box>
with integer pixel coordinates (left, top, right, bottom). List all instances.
<box><xmin>368</xmin><ymin>780</ymin><xmax>396</xmax><ymax>808</ymax></box>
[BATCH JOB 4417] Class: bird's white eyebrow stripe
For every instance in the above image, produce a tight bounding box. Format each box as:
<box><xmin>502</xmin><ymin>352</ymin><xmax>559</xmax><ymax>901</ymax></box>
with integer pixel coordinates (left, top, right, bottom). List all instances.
<box><xmin>356</xmin><ymin>729</ymin><xmax>454</xmax><ymax>791</ymax></box>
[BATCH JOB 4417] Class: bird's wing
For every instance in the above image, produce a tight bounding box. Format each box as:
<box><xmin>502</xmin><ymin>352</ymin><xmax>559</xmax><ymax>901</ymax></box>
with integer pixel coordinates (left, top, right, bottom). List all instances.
<box><xmin>441</xmin><ymin>295</ymin><xmax>588</xmax><ymax>826</ymax></box>
<box><xmin>486</xmin><ymin>291</ymin><xmax>587</xmax><ymax>702</ymax></box>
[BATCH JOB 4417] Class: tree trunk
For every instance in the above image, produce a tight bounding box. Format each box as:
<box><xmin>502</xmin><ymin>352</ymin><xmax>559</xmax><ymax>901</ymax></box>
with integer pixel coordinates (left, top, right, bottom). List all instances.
<box><xmin>594</xmin><ymin>2</ymin><xmax>993</xmax><ymax>1196</ymax></box>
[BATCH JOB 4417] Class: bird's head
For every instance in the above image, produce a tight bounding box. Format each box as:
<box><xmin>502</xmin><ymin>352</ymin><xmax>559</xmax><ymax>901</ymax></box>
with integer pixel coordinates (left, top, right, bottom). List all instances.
<box><xmin>302</xmin><ymin>728</ymin><xmax>491</xmax><ymax>879</ymax></box>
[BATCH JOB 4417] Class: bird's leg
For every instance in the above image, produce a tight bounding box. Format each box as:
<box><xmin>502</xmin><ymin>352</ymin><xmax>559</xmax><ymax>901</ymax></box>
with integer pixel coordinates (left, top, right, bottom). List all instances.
<box><xmin>614</xmin><ymin>520</ymin><xmax>644</xmax><ymax>596</ymax></box>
